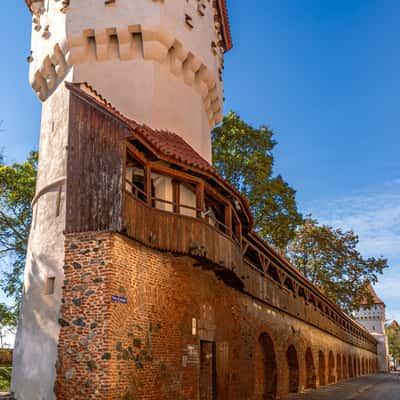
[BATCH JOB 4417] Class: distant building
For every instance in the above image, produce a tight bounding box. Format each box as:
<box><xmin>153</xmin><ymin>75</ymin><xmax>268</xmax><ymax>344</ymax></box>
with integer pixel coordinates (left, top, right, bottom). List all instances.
<box><xmin>354</xmin><ymin>285</ymin><xmax>390</xmax><ymax>372</ymax></box>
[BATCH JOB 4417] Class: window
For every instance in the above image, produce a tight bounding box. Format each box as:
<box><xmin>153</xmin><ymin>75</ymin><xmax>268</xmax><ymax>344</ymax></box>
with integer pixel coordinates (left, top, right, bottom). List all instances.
<box><xmin>45</xmin><ymin>277</ymin><xmax>55</xmax><ymax>295</ymax></box>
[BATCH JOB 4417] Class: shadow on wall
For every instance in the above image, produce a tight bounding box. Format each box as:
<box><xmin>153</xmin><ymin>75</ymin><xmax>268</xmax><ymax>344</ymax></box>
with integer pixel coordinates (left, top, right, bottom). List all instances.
<box><xmin>12</xmin><ymin>251</ymin><xmax>62</xmax><ymax>399</ymax></box>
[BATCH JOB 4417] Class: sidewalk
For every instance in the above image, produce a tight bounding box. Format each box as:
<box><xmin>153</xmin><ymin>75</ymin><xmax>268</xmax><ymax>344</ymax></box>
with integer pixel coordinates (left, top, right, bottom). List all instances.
<box><xmin>282</xmin><ymin>374</ymin><xmax>400</xmax><ymax>400</ymax></box>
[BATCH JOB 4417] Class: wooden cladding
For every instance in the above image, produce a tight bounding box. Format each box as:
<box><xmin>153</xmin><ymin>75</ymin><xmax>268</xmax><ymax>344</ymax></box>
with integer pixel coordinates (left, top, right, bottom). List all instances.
<box><xmin>66</xmin><ymin>92</ymin><xmax>131</xmax><ymax>233</ymax></box>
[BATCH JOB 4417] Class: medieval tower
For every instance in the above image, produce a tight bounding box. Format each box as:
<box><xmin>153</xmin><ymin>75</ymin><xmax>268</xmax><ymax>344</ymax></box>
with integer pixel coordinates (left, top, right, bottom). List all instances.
<box><xmin>13</xmin><ymin>1</ymin><xmax>230</xmax><ymax>399</ymax></box>
<box><xmin>13</xmin><ymin>1</ymin><xmax>381</xmax><ymax>400</ymax></box>
<box><xmin>353</xmin><ymin>285</ymin><xmax>390</xmax><ymax>372</ymax></box>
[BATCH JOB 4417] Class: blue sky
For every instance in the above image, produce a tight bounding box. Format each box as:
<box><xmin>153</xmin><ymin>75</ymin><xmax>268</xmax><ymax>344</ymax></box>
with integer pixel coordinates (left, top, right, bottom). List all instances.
<box><xmin>1</xmin><ymin>1</ymin><xmax>399</xmax><ymax>328</ymax></box>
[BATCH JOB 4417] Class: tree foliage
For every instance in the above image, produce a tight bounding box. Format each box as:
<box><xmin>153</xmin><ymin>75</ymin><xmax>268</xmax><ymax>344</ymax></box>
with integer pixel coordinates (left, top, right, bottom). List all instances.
<box><xmin>212</xmin><ymin>112</ymin><xmax>303</xmax><ymax>250</ymax></box>
<box><xmin>386</xmin><ymin>322</ymin><xmax>400</xmax><ymax>367</ymax></box>
<box><xmin>0</xmin><ymin>151</ymin><xmax>38</xmax><ymax>326</ymax></box>
<box><xmin>287</xmin><ymin>218</ymin><xmax>388</xmax><ymax>313</ymax></box>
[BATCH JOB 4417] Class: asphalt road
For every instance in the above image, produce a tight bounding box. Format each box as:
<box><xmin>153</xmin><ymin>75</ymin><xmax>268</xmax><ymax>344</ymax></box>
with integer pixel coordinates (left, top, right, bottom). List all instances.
<box><xmin>282</xmin><ymin>373</ymin><xmax>400</xmax><ymax>400</ymax></box>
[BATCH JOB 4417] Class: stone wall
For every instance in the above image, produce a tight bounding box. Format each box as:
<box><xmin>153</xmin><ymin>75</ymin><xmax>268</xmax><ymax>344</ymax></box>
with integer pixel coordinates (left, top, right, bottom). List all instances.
<box><xmin>55</xmin><ymin>232</ymin><xmax>377</xmax><ymax>400</ymax></box>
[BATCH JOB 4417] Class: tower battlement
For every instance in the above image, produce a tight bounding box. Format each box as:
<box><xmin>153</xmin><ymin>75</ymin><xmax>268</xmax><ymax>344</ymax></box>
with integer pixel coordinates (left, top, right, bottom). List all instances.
<box><xmin>26</xmin><ymin>0</ymin><xmax>231</xmax><ymax>161</ymax></box>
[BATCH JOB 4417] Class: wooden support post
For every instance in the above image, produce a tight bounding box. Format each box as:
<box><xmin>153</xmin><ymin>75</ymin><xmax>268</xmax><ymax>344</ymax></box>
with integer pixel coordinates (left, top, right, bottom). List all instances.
<box><xmin>172</xmin><ymin>180</ymin><xmax>180</xmax><ymax>214</ymax></box>
<box><xmin>145</xmin><ymin>166</ymin><xmax>152</xmax><ymax>207</ymax></box>
<box><xmin>225</xmin><ymin>204</ymin><xmax>232</xmax><ymax>236</ymax></box>
<box><xmin>196</xmin><ymin>181</ymin><xmax>205</xmax><ymax>217</ymax></box>
<box><xmin>235</xmin><ymin>222</ymin><xmax>242</xmax><ymax>249</ymax></box>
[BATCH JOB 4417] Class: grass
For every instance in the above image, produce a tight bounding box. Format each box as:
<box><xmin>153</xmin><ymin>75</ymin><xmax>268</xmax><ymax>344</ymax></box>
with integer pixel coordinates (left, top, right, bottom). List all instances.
<box><xmin>0</xmin><ymin>366</ymin><xmax>12</xmax><ymax>391</ymax></box>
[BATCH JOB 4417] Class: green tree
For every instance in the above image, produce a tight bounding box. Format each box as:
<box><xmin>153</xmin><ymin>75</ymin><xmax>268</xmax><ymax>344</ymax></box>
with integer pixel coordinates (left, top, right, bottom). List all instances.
<box><xmin>287</xmin><ymin>218</ymin><xmax>388</xmax><ymax>313</ymax></box>
<box><xmin>0</xmin><ymin>151</ymin><xmax>38</xmax><ymax>325</ymax></box>
<box><xmin>212</xmin><ymin>112</ymin><xmax>303</xmax><ymax>250</ymax></box>
<box><xmin>386</xmin><ymin>322</ymin><xmax>400</xmax><ymax>368</ymax></box>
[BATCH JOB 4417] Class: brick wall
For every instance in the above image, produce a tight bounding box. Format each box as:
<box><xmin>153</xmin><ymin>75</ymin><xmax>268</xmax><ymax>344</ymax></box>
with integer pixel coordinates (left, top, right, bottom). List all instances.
<box><xmin>55</xmin><ymin>232</ymin><xmax>377</xmax><ymax>399</ymax></box>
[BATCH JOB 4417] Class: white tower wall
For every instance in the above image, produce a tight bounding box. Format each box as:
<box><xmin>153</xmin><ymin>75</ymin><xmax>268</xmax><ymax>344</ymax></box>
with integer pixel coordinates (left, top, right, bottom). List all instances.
<box><xmin>12</xmin><ymin>78</ymin><xmax>71</xmax><ymax>400</ymax></box>
<box><xmin>354</xmin><ymin>302</ymin><xmax>390</xmax><ymax>372</ymax></box>
<box><xmin>13</xmin><ymin>1</ymin><xmax>228</xmax><ymax>398</ymax></box>
<box><xmin>28</xmin><ymin>0</ymin><xmax>226</xmax><ymax>162</ymax></box>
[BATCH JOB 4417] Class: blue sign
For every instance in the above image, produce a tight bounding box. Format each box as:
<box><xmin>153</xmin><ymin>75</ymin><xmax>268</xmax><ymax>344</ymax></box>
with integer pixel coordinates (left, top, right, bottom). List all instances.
<box><xmin>112</xmin><ymin>295</ymin><xmax>128</xmax><ymax>304</ymax></box>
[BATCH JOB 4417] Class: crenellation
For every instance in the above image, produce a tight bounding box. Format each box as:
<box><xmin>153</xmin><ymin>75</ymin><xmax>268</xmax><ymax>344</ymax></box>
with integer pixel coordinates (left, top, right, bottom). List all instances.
<box><xmin>30</xmin><ymin>23</ymin><xmax>224</xmax><ymax>127</ymax></box>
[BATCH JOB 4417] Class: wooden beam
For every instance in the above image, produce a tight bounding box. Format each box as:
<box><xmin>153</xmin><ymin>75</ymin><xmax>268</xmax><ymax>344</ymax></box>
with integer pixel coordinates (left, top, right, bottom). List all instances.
<box><xmin>172</xmin><ymin>180</ymin><xmax>180</xmax><ymax>214</ymax></box>
<box><xmin>258</xmin><ymin>252</ymin><xmax>266</xmax><ymax>271</ymax></box>
<box><xmin>225</xmin><ymin>204</ymin><xmax>232</xmax><ymax>235</ymax></box>
<box><xmin>125</xmin><ymin>141</ymin><xmax>147</xmax><ymax>165</ymax></box>
<box><xmin>242</xmin><ymin>238</ymin><xmax>249</xmax><ymax>256</ymax></box>
<box><xmin>205</xmin><ymin>183</ymin><xmax>229</xmax><ymax>205</ymax></box>
<box><xmin>145</xmin><ymin>166</ymin><xmax>152</xmax><ymax>207</ymax></box>
<box><xmin>196</xmin><ymin>181</ymin><xmax>205</xmax><ymax>217</ymax></box>
<box><xmin>149</xmin><ymin>162</ymin><xmax>201</xmax><ymax>184</ymax></box>
<box><xmin>235</xmin><ymin>219</ymin><xmax>242</xmax><ymax>249</ymax></box>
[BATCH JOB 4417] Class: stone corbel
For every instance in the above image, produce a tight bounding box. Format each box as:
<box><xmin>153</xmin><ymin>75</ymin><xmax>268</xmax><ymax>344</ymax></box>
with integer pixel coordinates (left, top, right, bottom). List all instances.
<box><xmin>51</xmin><ymin>43</ymin><xmax>68</xmax><ymax>78</ymax></box>
<box><xmin>31</xmin><ymin>70</ymin><xmax>48</xmax><ymax>101</ymax></box>
<box><xmin>214</xmin><ymin>109</ymin><xmax>223</xmax><ymax>125</ymax></box>
<box><xmin>95</xmin><ymin>29</ymin><xmax>112</xmax><ymax>62</ymax></box>
<box><xmin>141</xmin><ymin>26</ymin><xmax>175</xmax><ymax>63</ymax></box>
<box><xmin>169</xmin><ymin>41</ymin><xmax>189</xmax><ymax>77</ymax></box>
<box><xmin>182</xmin><ymin>53</ymin><xmax>202</xmax><ymax>86</ymax></box>
<box><xmin>31</xmin><ymin>0</ymin><xmax>45</xmax><ymax>16</ymax></box>
<box><xmin>196</xmin><ymin>66</ymin><xmax>215</xmax><ymax>99</ymax></box>
<box><xmin>117</xmin><ymin>27</ymin><xmax>141</xmax><ymax>61</ymax></box>
<box><xmin>40</xmin><ymin>56</ymin><xmax>57</xmax><ymax>90</ymax></box>
<box><xmin>67</xmin><ymin>34</ymin><xmax>90</xmax><ymax>65</ymax></box>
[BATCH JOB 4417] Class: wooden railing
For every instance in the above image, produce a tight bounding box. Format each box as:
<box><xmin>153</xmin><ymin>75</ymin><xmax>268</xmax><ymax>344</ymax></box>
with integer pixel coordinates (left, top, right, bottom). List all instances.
<box><xmin>125</xmin><ymin>180</ymin><xmax>241</xmax><ymax>246</ymax></box>
<box><xmin>122</xmin><ymin>186</ymin><xmax>377</xmax><ymax>353</ymax></box>
<box><xmin>122</xmin><ymin>190</ymin><xmax>243</xmax><ymax>274</ymax></box>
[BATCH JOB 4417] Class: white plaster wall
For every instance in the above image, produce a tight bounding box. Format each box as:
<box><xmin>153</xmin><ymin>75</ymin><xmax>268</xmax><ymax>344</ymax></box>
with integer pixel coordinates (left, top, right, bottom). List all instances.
<box><xmin>66</xmin><ymin>0</ymin><xmax>161</xmax><ymax>38</ymax></box>
<box><xmin>66</xmin><ymin>0</ymin><xmax>221</xmax><ymax>77</ymax></box>
<box><xmin>29</xmin><ymin>0</ymin><xmax>67</xmax><ymax>85</ymax></box>
<box><xmin>73</xmin><ymin>59</ymin><xmax>212</xmax><ymax>161</ymax></box>
<box><xmin>354</xmin><ymin>303</ymin><xmax>389</xmax><ymax>372</ymax></box>
<box><xmin>373</xmin><ymin>334</ymin><xmax>389</xmax><ymax>372</ymax></box>
<box><xmin>180</xmin><ymin>184</ymin><xmax>197</xmax><ymax>218</ymax></box>
<box><xmin>12</xmin><ymin>80</ymin><xmax>70</xmax><ymax>400</ymax></box>
<box><xmin>153</xmin><ymin>174</ymin><xmax>173</xmax><ymax>212</ymax></box>
<box><xmin>161</xmin><ymin>0</ymin><xmax>223</xmax><ymax>75</ymax></box>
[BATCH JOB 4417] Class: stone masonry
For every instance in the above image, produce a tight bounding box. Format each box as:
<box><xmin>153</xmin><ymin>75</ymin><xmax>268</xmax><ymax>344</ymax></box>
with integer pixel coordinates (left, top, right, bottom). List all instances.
<box><xmin>55</xmin><ymin>232</ymin><xmax>377</xmax><ymax>400</ymax></box>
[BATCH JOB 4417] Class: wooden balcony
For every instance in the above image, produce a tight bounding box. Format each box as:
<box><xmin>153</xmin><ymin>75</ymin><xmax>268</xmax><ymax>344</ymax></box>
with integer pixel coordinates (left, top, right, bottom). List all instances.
<box><xmin>122</xmin><ymin>190</ymin><xmax>244</xmax><ymax>288</ymax></box>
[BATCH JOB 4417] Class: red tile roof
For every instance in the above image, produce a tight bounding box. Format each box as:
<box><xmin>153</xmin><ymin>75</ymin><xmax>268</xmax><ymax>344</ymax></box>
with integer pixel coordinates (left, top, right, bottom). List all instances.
<box><xmin>66</xmin><ymin>82</ymin><xmax>252</xmax><ymax>222</ymax></box>
<box><xmin>136</xmin><ymin>127</ymin><xmax>215</xmax><ymax>173</ymax></box>
<box><xmin>72</xmin><ymin>82</ymin><xmax>216</xmax><ymax>174</ymax></box>
<box><xmin>362</xmin><ymin>283</ymin><xmax>384</xmax><ymax>305</ymax></box>
<box><xmin>217</xmin><ymin>0</ymin><xmax>233</xmax><ymax>51</ymax></box>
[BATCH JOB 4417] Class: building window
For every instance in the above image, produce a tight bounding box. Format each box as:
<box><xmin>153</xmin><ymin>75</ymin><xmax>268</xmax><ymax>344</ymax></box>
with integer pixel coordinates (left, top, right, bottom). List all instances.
<box><xmin>45</xmin><ymin>277</ymin><xmax>55</xmax><ymax>295</ymax></box>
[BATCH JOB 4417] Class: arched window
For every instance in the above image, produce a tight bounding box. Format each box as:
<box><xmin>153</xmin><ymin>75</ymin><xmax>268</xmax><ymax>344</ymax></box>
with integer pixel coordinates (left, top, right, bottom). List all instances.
<box><xmin>305</xmin><ymin>348</ymin><xmax>316</xmax><ymax>389</ymax></box>
<box><xmin>254</xmin><ymin>333</ymin><xmax>277</xmax><ymax>400</ymax></box>
<box><xmin>287</xmin><ymin>345</ymin><xmax>299</xmax><ymax>393</ymax></box>
<box><xmin>318</xmin><ymin>351</ymin><xmax>326</xmax><ymax>386</ymax></box>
